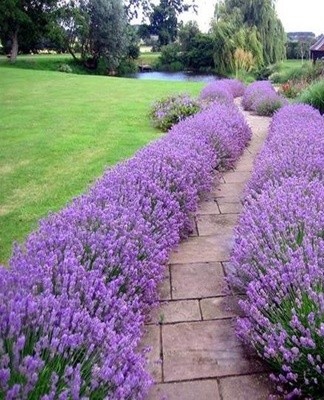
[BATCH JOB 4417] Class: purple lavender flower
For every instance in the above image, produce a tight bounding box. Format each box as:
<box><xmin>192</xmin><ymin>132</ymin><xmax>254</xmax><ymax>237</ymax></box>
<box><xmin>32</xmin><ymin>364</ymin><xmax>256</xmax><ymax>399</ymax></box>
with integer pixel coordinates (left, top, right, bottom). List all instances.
<box><xmin>0</xmin><ymin>96</ymin><xmax>251</xmax><ymax>398</ymax></box>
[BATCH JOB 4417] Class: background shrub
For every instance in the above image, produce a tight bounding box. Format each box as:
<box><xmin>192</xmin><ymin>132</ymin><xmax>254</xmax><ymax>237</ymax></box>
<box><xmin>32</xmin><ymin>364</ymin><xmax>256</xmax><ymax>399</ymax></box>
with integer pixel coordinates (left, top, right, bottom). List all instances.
<box><xmin>150</xmin><ymin>93</ymin><xmax>201</xmax><ymax>131</ymax></box>
<box><xmin>57</xmin><ymin>63</ymin><xmax>73</xmax><ymax>73</ymax></box>
<box><xmin>299</xmin><ymin>79</ymin><xmax>324</xmax><ymax>114</ymax></box>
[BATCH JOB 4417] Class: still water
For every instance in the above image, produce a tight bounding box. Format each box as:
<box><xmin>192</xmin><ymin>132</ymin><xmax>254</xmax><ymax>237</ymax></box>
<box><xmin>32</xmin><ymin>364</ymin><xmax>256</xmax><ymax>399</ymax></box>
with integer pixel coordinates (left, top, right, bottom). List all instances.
<box><xmin>127</xmin><ymin>71</ymin><xmax>218</xmax><ymax>82</ymax></box>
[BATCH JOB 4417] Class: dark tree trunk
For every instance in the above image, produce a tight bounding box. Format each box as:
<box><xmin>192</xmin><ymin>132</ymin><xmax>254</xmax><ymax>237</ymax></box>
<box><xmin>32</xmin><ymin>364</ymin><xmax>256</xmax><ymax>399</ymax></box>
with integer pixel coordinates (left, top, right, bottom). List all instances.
<box><xmin>10</xmin><ymin>30</ymin><xmax>19</xmax><ymax>63</ymax></box>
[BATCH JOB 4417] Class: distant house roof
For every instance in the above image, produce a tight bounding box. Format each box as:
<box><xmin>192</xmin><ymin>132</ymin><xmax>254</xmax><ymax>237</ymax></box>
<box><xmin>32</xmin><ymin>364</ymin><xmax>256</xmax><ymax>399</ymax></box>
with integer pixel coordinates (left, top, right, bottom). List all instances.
<box><xmin>310</xmin><ymin>36</ymin><xmax>324</xmax><ymax>51</ymax></box>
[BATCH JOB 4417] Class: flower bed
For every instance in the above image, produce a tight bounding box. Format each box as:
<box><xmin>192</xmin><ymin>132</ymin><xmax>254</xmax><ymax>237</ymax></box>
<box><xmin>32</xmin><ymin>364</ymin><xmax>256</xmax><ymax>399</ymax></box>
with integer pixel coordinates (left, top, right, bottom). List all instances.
<box><xmin>0</xmin><ymin>99</ymin><xmax>251</xmax><ymax>398</ymax></box>
<box><xmin>230</xmin><ymin>104</ymin><xmax>324</xmax><ymax>398</ymax></box>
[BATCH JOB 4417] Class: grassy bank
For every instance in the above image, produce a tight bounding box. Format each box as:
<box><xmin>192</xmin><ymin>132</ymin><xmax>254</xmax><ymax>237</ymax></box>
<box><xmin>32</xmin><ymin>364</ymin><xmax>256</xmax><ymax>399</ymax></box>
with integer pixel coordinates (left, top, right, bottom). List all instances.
<box><xmin>0</xmin><ymin>67</ymin><xmax>203</xmax><ymax>262</ymax></box>
<box><xmin>0</xmin><ymin>52</ymin><xmax>162</xmax><ymax>74</ymax></box>
<box><xmin>0</xmin><ymin>53</ymin><xmax>83</xmax><ymax>73</ymax></box>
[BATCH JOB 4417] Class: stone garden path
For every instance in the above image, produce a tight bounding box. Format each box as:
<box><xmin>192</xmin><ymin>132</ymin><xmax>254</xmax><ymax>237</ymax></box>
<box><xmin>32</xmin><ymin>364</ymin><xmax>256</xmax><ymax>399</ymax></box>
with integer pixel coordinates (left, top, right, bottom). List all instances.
<box><xmin>142</xmin><ymin>101</ymin><xmax>274</xmax><ymax>400</ymax></box>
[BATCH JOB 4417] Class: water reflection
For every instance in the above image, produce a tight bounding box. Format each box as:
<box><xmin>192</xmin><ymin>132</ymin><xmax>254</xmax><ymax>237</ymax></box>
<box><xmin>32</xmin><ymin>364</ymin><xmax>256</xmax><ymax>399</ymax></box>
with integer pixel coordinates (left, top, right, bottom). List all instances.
<box><xmin>127</xmin><ymin>71</ymin><xmax>218</xmax><ymax>82</ymax></box>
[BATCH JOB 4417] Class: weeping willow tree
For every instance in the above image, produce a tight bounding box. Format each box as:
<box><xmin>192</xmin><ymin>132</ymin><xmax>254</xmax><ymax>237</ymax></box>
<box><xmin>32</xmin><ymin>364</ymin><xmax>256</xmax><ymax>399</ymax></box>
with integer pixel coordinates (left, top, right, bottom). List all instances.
<box><xmin>211</xmin><ymin>0</ymin><xmax>285</xmax><ymax>75</ymax></box>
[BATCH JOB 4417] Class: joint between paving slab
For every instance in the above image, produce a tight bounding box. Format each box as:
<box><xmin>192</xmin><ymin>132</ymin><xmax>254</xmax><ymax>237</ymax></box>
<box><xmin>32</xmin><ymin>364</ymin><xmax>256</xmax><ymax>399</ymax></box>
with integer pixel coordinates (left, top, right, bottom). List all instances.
<box><xmin>198</xmin><ymin>299</ymin><xmax>203</xmax><ymax>320</ymax></box>
<box><xmin>156</xmin><ymin>316</ymin><xmax>236</xmax><ymax>327</ymax></box>
<box><xmin>168</xmin><ymin>264</ymin><xmax>173</xmax><ymax>300</ymax></box>
<box><xmin>161</xmin><ymin>371</ymin><xmax>269</xmax><ymax>385</ymax></box>
<box><xmin>215</xmin><ymin>199</ymin><xmax>222</xmax><ymax>214</ymax></box>
<box><xmin>158</xmin><ymin>294</ymin><xmax>231</xmax><ymax>303</ymax></box>
<box><xmin>159</xmin><ymin>324</ymin><xmax>164</xmax><ymax>383</ymax></box>
<box><xmin>194</xmin><ymin>215</ymin><xmax>200</xmax><ymax>237</ymax></box>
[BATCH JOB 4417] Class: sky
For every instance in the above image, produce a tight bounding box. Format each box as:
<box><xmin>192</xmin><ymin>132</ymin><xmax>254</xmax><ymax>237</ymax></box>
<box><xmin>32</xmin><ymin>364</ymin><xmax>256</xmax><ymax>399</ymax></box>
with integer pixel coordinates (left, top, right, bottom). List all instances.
<box><xmin>180</xmin><ymin>0</ymin><xmax>324</xmax><ymax>36</ymax></box>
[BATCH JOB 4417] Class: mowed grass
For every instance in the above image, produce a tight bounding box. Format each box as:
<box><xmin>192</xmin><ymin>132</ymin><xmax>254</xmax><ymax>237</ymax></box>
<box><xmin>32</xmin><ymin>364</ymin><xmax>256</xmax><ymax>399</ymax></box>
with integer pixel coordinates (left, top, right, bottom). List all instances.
<box><xmin>0</xmin><ymin>67</ymin><xmax>203</xmax><ymax>263</ymax></box>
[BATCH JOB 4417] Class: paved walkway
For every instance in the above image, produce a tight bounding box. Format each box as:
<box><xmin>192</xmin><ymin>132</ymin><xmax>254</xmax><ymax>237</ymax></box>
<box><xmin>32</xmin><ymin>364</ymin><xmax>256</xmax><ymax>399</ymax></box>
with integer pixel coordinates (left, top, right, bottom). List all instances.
<box><xmin>142</xmin><ymin>102</ymin><xmax>274</xmax><ymax>400</ymax></box>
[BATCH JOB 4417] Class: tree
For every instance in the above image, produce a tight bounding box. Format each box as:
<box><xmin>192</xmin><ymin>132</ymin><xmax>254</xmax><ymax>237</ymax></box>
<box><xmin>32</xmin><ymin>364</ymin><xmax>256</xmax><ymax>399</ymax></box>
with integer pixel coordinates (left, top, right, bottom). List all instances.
<box><xmin>150</xmin><ymin>0</ymin><xmax>179</xmax><ymax>47</ymax></box>
<box><xmin>178</xmin><ymin>20</ymin><xmax>200</xmax><ymax>52</ymax></box>
<box><xmin>58</xmin><ymin>0</ymin><xmax>128</xmax><ymax>71</ymax></box>
<box><xmin>0</xmin><ymin>0</ymin><xmax>58</xmax><ymax>62</ymax></box>
<box><xmin>215</xmin><ymin>0</ymin><xmax>285</xmax><ymax>65</ymax></box>
<box><xmin>124</xmin><ymin>0</ymin><xmax>195</xmax><ymax>20</ymax></box>
<box><xmin>211</xmin><ymin>0</ymin><xmax>285</xmax><ymax>74</ymax></box>
<box><xmin>148</xmin><ymin>0</ymin><xmax>196</xmax><ymax>48</ymax></box>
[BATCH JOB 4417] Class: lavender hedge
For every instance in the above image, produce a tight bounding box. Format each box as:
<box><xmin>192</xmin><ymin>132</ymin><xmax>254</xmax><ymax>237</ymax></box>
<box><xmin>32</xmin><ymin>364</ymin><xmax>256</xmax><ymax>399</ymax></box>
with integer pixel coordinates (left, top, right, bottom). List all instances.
<box><xmin>230</xmin><ymin>104</ymin><xmax>324</xmax><ymax>398</ymax></box>
<box><xmin>0</xmin><ymin>100</ymin><xmax>251</xmax><ymax>399</ymax></box>
<box><xmin>242</xmin><ymin>80</ymin><xmax>286</xmax><ymax>116</ymax></box>
<box><xmin>200</xmin><ymin>78</ymin><xmax>245</xmax><ymax>105</ymax></box>
<box><xmin>246</xmin><ymin>104</ymin><xmax>324</xmax><ymax>194</ymax></box>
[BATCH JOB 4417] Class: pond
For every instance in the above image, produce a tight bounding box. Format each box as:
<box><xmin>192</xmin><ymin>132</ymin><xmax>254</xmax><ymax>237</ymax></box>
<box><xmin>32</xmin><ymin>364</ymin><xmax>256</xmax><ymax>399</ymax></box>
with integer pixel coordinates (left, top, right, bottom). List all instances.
<box><xmin>127</xmin><ymin>71</ymin><xmax>219</xmax><ymax>82</ymax></box>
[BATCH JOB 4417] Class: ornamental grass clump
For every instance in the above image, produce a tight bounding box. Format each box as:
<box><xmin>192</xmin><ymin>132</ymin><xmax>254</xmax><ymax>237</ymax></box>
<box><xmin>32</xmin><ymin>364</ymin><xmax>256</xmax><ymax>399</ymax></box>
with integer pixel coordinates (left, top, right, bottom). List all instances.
<box><xmin>150</xmin><ymin>93</ymin><xmax>200</xmax><ymax>131</ymax></box>
<box><xmin>242</xmin><ymin>80</ymin><xmax>276</xmax><ymax>111</ymax></box>
<box><xmin>0</xmin><ymin>100</ymin><xmax>251</xmax><ymax>398</ymax></box>
<box><xmin>230</xmin><ymin>103</ymin><xmax>324</xmax><ymax>398</ymax></box>
<box><xmin>299</xmin><ymin>79</ymin><xmax>324</xmax><ymax>114</ymax></box>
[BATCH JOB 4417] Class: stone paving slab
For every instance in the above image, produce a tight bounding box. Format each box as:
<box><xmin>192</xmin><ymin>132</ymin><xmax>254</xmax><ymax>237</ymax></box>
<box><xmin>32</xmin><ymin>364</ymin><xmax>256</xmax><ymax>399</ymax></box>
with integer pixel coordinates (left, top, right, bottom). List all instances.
<box><xmin>196</xmin><ymin>214</ymin><xmax>238</xmax><ymax>237</ymax></box>
<box><xmin>141</xmin><ymin>325</ymin><xmax>162</xmax><ymax>382</ymax></box>
<box><xmin>219</xmin><ymin>374</ymin><xmax>274</xmax><ymax>400</ymax></box>
<box><xmin>200</xmin><ymin>296</ymin><xmax>239</xmax><ymax>320</ymax></box>
<box><xmin>213</xmin><ymin>182</ymin><xmax>246</xmax><ymax>198</ymax></box>
<box><xmin>171</xmin><ymin>262</ymin><xmax>225</xmax><ymax>299</ymax></box>
<box><xmin>196</xmin><ymin>199</ymin><xmax>220</xmax><ymax>215</ymax></box>
<box><xmin>222</xmin><ymin>171</ymin><xmax>251</xmax><ymax>184</ymax></box>
<box><xmin>158</xmin><ymin>266</ymin><xmax>171</xmax><ymax>301</ymax></box>
<box><xmin>218</xmin><ymin>202</ymin><xmax>242</xmax><ymax>214</ymax></box>
<box><xmin>147</xmin><ymin>380</ymin><xmax>220</xmax><ymax>400</ymax></box>
<box><xmin>150</xmin><ymin>299</ymin><xmax>201</xmax><ymax>324</ymax></box>
<box><xmin>163</xmin><ymin>320</ymin><xmax>265</xmax><ymax>382</ymax></box>
<box><xmin>169</xmin><ymin>236</ymin><xmax>231</xmax><ymax>264</ymax></box>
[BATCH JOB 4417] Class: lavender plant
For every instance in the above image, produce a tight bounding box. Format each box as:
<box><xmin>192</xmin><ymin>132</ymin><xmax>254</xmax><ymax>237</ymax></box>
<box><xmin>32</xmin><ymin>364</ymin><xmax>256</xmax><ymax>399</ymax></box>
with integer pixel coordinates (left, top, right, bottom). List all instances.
<box><xmin>0</xmin><ymin>100</ymin><xmax>251</xmax><ymax>398</ymax></box>
<box><xmin>230</xmin><ymin>103</ymin><xmax>324</xmax><ymax>398</ymax></box>
<box><xmin>150</xmin><ymin>93</ymin><xmax>200</xmax><ymax>132</ymax></box>
<box><xmin>246</xmin><ymin>104</ymin><xmax>324</xmax><ymax>194</ymax></box>
<box><xmin>200</xmin><ymin>80</ymin><xmax>237</xmax><ymax>105</ymax></box>
<box><xmin>242</xmin><ymin>80</ymin><xmax>276</xmax><ymax>111</ymax></box>
<box><xmin>254</xmin><ymin>92</ymin><xmax>287</xmax><ymax>116</ymax></box>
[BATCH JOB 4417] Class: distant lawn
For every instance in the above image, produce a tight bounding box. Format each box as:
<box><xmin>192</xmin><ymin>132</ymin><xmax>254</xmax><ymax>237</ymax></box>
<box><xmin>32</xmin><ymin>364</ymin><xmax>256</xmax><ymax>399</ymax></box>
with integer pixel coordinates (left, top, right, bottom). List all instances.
<box><xmin>137</xmin><ymin>52</ymin><xmax>161</xmax><ymax>66</ymax></box>
<box><xmin>273</xmin><ymin>59</ymin><xmax>313</xmax><ymax>83</ymax></box>
<box><xmin>0</xmin><ymin>67</ymin><xmax>203</xmax><ymax>263</ymax></box>
<box><xmin>277</xmin><ymin>59</ymin><xmax>311</xmax><ymax>73</ymax></box>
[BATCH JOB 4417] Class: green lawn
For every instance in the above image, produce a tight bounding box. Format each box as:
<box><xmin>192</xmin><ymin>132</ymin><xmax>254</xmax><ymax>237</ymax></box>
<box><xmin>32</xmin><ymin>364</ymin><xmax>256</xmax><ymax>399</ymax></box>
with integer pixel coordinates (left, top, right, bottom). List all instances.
<box><xmin>137</xmin><ymin>52</ymin><xmax>161</xmax><ymax>66</ymax></box>
<box><xmin>0</xmin><ymin>67</ymin><xmax>203</xmax><ymax>263</ymax></box>
<box><xmin>273</xmin><ymin>59</ymin><xmax>313</xmax><ymax>83</ymax></box>
<box><xmin>277</xmin><ymin>59</ymin><xmax>311</xmax><ymax>73</ymax></box>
